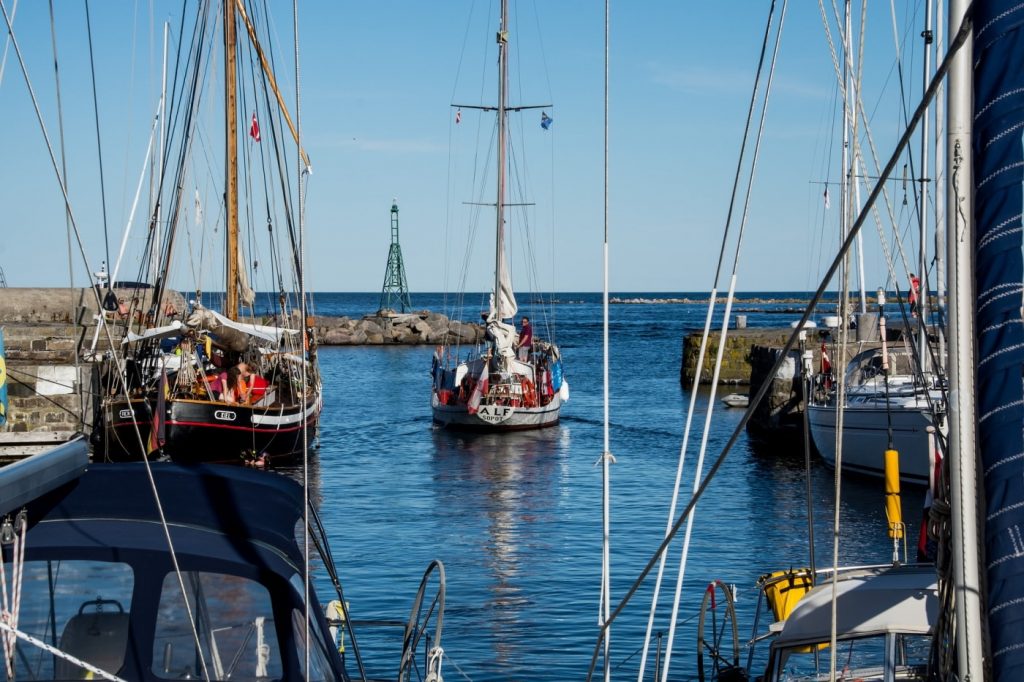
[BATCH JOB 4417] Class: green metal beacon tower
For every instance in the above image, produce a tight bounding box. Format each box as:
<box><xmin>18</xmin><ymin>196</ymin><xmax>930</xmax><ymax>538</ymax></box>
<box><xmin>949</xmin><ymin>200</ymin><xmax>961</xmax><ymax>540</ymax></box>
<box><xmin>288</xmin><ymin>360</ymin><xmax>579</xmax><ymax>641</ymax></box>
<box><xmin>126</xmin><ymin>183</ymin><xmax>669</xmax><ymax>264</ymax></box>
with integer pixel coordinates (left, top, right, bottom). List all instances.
<box><xmin>378</xmin><ymin>199</ymin><xmax>412</xmax><ymax>313</ymax></box>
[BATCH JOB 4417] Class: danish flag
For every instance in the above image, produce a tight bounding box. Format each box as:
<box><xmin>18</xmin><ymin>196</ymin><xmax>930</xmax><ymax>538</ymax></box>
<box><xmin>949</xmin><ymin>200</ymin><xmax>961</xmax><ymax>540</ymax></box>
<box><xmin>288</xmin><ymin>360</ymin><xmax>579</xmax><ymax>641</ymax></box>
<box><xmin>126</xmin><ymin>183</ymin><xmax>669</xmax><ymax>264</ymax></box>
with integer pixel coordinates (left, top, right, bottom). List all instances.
<box><xmin>249</xmin><ymin>112</ymin><xmax>261</xmax><ymax>142</ymax></box>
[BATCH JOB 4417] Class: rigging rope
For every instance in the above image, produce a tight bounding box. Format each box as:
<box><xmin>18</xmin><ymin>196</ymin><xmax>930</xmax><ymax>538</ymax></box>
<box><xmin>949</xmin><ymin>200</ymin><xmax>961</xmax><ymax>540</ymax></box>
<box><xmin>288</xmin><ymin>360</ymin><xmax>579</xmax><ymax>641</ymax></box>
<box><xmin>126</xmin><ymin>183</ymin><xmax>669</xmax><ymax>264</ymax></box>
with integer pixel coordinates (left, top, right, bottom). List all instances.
<box><xmin>0</xmin><ymin>620</ymin><xmax>127</xmax><ymax>682</ymax></box>
<box><xmin>0</xmin><ymin>512</ymin><xmax>25</xmax><ymax>679</ymax></box>
<box><xmin>290</xmin><ymin>1</ymin><xmax>316</xmax><ymax>678</ymax></box>
<box><xmin>588</xmin><ymin>14</ymin><xmax>972</xmax><ymax>681</ymax></box>
<box><xmin>663</xmin><ymin>6</ymin><xmax>789</xmax><ymax>682</ymax></box>
<box><xmin>47</xmin><ymin>0</ymin><xmax>84</xmax><ymax>427</ymax></box>
<box><xmin>629</xmin><ymin>3</ymin><xmax>786</xmax><ymax>681</ymax></box>
<box><xmin>84</xmin><ymin>0</ymin><xmax>113</xmax><ymax>282</ymax></box>
<box><xmin>0</xmin><ymin>0</ymin><xmax>17</xmax><ymax>89</ymax></box>
<box><xmin>818</xmin><ymin>0</ymin><xmax>916</xmax><ymax>291</ymax></box>
<box><xmin>600</xmin><ymin>3</ymin><xmax>611</xmax><ymax>680</ymax></box>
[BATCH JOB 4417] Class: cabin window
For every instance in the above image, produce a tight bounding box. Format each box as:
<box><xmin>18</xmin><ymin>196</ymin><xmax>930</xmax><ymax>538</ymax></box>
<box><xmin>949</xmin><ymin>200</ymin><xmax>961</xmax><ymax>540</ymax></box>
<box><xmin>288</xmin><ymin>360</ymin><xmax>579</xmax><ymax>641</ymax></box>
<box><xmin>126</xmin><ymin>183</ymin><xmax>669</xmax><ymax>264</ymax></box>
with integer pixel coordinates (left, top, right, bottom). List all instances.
<box><xmin>772</xmin><ymin>633</ymin><xmax>931</xmax><ymax>681</ymax></box>
<box><xmin>291</xmin><ymin>609</ymin><xmax>334</xmax><ymax>681</ymax></box>
<box><xmin>6</xmin><ymin>560</ymin><xmax>133</xmax><ymax>680</ymax></box>
<box><xmin>152</xmin><ymin>572</ymin><xmax>281</xmax><ymax>680</ymax></box>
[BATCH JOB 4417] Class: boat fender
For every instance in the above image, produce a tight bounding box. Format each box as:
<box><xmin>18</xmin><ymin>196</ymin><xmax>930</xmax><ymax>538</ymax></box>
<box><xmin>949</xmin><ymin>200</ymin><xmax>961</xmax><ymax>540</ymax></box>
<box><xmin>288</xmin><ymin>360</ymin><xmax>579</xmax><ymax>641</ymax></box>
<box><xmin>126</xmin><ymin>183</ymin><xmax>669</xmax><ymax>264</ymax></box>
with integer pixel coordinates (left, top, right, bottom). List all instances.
<box><xmin>454</xmin><ymin>364</ymin><xmax>468</xmax><ymax>389</ymax></box>
<box><xmin>325</xmin><ymin>600</ymin><xmax>347</xmax><ymax>654</ymax></box>
<box><xmin>551</xmin><ymin>360</ymin><xmax>563</xmax><ymax>391</ymax></box>
<box><xmin>559</xmin><ymin>378</ymin><xmax>570</xmax><ymax>402</ymax></box>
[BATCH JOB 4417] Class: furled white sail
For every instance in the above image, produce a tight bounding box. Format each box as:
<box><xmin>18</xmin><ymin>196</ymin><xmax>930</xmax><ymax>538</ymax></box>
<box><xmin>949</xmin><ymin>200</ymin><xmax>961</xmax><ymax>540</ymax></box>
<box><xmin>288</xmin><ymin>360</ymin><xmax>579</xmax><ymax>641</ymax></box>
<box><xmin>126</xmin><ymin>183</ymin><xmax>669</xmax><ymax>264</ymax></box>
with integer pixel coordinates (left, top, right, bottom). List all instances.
<box><xmin>237</xmin><ymin>247</ymin><xmax>256</xmax><ymax>307</ymax></box>
<box><xmin>487</xmin><ymin>289</ymin><xmax>518</xmax><ymax>358</ymax></box>
<box><xmin>186</xmin><ymin>306</ymin><xmax>298</xmax><ymax>347</ymax></box>
<box><xmin>493</xmin><ymin>244</ymin><xmax>518</xmax><ymax>321</ymax></box>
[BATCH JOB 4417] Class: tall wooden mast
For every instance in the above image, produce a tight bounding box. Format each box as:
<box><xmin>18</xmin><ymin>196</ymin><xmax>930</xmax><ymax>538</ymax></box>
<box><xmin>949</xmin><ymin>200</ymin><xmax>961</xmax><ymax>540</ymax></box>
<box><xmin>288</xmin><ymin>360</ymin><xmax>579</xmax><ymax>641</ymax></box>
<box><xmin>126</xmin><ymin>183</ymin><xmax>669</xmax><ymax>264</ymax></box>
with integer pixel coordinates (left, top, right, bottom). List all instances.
<box><xmin>224</xmin><ymin>0</ymin><xmax>239</xmax><ymax>320</ymax></box>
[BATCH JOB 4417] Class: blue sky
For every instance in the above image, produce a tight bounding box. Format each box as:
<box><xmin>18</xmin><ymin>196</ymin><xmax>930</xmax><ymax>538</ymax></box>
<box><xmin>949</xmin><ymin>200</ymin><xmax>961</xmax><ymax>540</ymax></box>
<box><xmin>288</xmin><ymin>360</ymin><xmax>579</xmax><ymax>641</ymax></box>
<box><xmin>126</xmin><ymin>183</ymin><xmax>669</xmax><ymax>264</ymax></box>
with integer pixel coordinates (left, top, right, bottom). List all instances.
<box><xmin>0</xmin><ymin>1</ymin><xmax>934</xmax><ymax>294</ymax></box>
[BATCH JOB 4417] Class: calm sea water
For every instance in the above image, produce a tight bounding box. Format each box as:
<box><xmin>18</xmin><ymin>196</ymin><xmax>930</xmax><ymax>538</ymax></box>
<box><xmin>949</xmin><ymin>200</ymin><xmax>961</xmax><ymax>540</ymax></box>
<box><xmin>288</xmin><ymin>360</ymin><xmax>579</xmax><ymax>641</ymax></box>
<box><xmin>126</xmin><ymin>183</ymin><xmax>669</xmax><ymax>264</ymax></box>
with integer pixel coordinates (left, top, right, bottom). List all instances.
<box><xmin>281</xmin><ymin>292</ymin><xmax>925</xmax><ymax>681</ymax></box>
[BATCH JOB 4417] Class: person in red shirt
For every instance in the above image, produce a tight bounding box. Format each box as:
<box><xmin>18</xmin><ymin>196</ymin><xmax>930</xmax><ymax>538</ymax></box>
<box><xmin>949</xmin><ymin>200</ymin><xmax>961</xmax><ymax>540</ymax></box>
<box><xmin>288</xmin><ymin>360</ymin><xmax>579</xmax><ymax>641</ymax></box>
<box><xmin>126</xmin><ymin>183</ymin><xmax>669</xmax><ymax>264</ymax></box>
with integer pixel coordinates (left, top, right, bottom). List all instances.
<box><xmin>909</xmin><ymin>273</ymin><xmax>921</xmax><ymax>317</ymax></box>
<box><xmin>516</xmin><ymin>317</ymin><xmax>533</xmax><ymax>361</ymax></box>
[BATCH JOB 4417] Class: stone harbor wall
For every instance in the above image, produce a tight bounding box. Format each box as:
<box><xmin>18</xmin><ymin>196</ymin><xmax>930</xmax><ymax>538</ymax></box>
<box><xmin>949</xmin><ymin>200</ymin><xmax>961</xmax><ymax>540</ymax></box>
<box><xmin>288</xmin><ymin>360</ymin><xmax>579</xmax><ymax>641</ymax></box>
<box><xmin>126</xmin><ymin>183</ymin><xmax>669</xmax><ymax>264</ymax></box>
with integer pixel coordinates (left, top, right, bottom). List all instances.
<box><xmin>1</xmin><ymin>322</ymin><xmax>93</xmax><ymax>433</ymax></box>
<box><xmin>314</xmin><ymin>311</ymin><xmax>484</xmax><ymax>346</ymax></box>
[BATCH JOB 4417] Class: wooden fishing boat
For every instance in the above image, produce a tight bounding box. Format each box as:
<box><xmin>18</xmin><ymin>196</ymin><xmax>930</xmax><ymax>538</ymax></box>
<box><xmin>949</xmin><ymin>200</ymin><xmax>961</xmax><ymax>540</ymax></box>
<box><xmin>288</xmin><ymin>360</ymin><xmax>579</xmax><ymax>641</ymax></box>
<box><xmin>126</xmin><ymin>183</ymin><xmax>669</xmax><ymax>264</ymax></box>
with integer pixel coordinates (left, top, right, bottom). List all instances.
<box><xmin>93</xmin><ymin>0</ymin><xmax>321</xmax><ymax>465</ymax></box>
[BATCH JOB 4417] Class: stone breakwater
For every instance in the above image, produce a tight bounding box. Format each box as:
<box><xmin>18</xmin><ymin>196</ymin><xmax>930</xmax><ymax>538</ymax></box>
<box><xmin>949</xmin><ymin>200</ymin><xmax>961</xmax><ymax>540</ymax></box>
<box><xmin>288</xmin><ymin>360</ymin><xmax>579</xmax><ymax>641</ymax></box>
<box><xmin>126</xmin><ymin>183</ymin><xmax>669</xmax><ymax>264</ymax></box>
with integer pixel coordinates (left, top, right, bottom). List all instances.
<box><xmin>313</xmin><ymin>311</ymin><xmax>485</xmax><ymax>346</ymax></box>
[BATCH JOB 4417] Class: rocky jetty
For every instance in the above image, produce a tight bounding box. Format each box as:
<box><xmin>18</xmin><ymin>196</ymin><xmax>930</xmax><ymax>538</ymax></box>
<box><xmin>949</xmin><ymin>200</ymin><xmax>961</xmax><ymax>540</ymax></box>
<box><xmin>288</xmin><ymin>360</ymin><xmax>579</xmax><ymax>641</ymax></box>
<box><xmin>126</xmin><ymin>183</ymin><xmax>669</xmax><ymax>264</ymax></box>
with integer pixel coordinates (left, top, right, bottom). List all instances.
<box><xmin>313</xmin><ymin>310</ymin><xmax>485</xmax><ymax>346</ymax></box>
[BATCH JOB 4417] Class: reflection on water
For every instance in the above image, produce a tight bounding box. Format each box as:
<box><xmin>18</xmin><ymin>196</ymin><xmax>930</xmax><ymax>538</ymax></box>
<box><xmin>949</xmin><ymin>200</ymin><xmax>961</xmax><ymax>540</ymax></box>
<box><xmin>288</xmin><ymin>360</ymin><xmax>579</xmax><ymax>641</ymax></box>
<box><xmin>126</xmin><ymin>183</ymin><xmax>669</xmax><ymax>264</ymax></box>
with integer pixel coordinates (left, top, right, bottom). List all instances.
<box><xmin>430</xmin><ymin>427</ymin><xmax>571</xmax><ymax>669</ymax></box>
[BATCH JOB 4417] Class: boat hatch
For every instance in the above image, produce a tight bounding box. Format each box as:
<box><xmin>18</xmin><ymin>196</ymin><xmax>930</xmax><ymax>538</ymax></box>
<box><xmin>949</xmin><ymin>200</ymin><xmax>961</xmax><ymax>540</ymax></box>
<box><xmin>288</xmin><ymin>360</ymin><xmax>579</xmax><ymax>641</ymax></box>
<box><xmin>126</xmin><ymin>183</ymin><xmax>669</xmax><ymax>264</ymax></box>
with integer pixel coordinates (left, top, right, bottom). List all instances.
<box><xmin>762</xmin><ymin>566</ymin><xmax>937</xmax><ymax>682</ymax></box>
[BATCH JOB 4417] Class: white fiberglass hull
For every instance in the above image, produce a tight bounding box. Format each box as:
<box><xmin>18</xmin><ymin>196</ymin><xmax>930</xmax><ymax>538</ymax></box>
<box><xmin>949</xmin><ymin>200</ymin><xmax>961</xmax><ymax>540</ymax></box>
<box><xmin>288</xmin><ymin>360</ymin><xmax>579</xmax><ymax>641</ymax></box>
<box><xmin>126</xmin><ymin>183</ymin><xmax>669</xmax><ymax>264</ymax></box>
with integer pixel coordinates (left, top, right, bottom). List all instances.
<box><xmin>432</xmin><ymin>392</ymin><xmax>562</xmax><ymax>431</ymax></box>
<box><xmin>807</xmin><ymin>400</ymin><xmax>937</xmax><ymax>486</ymax></box>
<box><xmin>431</xmin><ymin>352</ymin><xmax>567</xmax><ymax>432</ymax></box>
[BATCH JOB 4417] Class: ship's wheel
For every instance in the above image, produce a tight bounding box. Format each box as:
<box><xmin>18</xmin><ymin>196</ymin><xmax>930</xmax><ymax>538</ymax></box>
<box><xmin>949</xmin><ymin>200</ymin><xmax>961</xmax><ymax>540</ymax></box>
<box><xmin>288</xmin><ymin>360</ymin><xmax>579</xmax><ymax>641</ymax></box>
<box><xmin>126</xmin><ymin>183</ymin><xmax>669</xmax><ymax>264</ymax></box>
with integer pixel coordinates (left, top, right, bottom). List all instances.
<box><xmin>398</xmin><ymin>560</ymin><xmax>446</xmax><ymax>682</ymax></box>
<box><xmin>697</xmin><ymin>579</ymin><xmax>743</xmax><ymax>682</ymax></box>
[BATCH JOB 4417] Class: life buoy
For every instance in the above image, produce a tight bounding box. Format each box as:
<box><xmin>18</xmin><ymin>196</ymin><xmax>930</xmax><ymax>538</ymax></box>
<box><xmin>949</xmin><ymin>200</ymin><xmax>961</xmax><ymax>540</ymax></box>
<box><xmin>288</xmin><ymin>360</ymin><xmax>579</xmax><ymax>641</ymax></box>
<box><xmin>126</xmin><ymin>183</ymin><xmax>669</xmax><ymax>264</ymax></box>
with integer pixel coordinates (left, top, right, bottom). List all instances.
<box><xmin>521</xmin><ymin>378</ymin><xmax>537</xmax><ymax>407</ymax></box>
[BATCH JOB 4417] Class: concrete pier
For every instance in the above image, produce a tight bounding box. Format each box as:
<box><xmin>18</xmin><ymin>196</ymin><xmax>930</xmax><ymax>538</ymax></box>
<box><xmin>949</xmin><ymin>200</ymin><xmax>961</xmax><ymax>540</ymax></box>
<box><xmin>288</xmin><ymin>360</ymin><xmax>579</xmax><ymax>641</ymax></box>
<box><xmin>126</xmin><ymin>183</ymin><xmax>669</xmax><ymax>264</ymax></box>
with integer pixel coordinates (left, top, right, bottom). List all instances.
<box><xmin>681</xmin><ymin>327</ymin><xmax>886</xmax><ymax>440</ymax></box>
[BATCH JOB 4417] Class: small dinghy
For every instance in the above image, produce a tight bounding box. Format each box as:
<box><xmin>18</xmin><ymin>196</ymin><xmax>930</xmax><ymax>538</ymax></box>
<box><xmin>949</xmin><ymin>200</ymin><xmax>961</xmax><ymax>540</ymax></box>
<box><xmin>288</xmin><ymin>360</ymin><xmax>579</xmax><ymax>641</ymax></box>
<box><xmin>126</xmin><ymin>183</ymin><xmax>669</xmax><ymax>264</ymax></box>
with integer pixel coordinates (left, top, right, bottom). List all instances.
<box><xmin>721</xmin><ymin>393</ymin><xmax>749</xmax><ymax>408</ymax></box>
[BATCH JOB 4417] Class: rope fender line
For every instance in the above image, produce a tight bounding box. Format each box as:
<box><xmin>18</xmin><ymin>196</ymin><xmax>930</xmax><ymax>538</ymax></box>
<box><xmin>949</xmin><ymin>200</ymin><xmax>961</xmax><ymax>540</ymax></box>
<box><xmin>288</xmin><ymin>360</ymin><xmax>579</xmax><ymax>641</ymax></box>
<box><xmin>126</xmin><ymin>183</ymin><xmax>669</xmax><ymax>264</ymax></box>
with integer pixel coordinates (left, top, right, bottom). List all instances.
<box><xmin>0</xmin><ymin>510</ymin><xmax>28</xmax><ymax>680</ymax></box>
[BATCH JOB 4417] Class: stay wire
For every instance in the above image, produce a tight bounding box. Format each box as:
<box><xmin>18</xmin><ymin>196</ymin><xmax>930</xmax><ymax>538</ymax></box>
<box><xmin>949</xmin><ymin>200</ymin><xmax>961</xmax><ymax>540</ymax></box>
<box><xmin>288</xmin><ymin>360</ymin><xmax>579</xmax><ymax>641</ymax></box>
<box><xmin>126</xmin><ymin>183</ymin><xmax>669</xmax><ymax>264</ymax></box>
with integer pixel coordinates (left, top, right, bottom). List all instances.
<box><xmin>84</xmin><ymin>0</ymin><xmax>113</xmax><ymax>283</ymax></box>
<box><xmin>634</xmin><ymin>2</ymin><xmax>781</xmax><ymax>681</ymax></box>
<box><xmin>657</xmin><ymin>4</ymin><xmax>788</xmax><ymax>681</ymax></box>
<box><xmin>252</xmin><ymin>0</ymin><xmax>302</xmax><ymax>297</ymax></box>
<box><xmin>819</xmin><ymin>0</ymin><xmax>910</xmax><ymax>283</ymax></box>
<box><xmin>252</xmin><ymin>0</ymin><xmax>285</xmax><ymax>308</ymax></box>
<box><xmin>151</xmin><ymin>1</ymin><xmax>213</xmax><ymax>319</ymax></box>
<box><xmin>587</xmin><ymin>11</ymin><xmax>972</xmax><ymax>680</ymax></box>
<box><xmin>48</xmin><ymin>1</ymin><xmax>83</xmax><ymax>425</ymax></box>
<box><xmin>0</xmin><ymin>0</ymin><xmax>16</xmax><ymax>88</ymax></box>
<box><xmin>601</xmin><ymin>2</ymin><xmax>611</xmax><ymax>679</ymax></box>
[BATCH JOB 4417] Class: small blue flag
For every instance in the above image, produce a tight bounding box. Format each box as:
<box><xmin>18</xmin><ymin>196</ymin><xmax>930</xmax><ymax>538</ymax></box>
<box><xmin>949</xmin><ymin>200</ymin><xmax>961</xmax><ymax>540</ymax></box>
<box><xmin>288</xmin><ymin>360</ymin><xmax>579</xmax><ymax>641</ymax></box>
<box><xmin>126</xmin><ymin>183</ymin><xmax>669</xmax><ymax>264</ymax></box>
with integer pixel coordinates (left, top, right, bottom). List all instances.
<box><xmin>541</xmin><ymin>111</ymin><xmax>552</xmax><ymax>130</ymax></box>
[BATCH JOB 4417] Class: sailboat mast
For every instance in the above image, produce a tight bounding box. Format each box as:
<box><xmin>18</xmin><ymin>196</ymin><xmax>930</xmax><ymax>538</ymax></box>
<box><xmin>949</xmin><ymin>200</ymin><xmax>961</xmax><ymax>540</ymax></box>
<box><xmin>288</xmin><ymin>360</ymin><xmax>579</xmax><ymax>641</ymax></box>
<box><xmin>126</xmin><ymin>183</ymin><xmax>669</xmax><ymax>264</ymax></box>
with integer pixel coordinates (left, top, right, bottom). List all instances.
<box><xmin>224</xmin><ymin>0</ymin><xmax>240</xmax><ymax>321</ymax></box>
<box><xmin>917</xmin><ymin>0</ymin><xmax>932</xmax><ymax>371</ymax></box>
<box><xmin>493</xmin><ymin>0</ymin><xmax>509</xmax><ymax>318</ymax></box>
<box><xmin>945</xmin><ymin>0</ymin><xmax>984</xmax><ymax>679</ymax></box>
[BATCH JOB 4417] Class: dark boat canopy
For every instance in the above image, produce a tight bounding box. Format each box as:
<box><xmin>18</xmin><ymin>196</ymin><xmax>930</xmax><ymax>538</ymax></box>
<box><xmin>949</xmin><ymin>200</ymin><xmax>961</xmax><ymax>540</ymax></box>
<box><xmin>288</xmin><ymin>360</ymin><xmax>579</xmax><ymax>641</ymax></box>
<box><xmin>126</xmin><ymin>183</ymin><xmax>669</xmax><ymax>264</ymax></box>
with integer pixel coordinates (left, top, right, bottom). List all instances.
<box><xmin>3</xmin><ymin>457</ymin><xmax>349</xmax><ymax>681</ymax></box>
<box><xmin>21</xmin><ymin>460</ymin><xmax>308</xmax><ymax>570</ymax></box>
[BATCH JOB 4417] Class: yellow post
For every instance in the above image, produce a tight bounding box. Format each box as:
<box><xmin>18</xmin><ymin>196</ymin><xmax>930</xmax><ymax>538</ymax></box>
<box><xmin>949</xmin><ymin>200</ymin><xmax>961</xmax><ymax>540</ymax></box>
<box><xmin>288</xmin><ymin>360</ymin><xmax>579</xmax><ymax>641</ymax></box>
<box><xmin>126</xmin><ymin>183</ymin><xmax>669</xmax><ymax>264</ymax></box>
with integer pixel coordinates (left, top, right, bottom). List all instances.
<box><xmin>885</xmin><ymin>449</ymin><xmax>904</xmax><ymax>539</ymax></box>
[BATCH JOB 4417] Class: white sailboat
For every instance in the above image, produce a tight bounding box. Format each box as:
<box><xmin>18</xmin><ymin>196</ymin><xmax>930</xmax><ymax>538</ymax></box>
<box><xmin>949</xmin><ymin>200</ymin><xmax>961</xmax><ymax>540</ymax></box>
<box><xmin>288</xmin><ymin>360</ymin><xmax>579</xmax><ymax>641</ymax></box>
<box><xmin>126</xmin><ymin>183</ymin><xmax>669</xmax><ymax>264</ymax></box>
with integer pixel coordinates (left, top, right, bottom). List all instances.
<box><xmin>430</xmin><ymin>0</ymin><xmax>567</xmax><ymax>432</ymax></box>
<box><xmin>807</xmin><ymin>342</ymin><xmax>945</xmax><ymax>485</ymax></box>
<box><xmin>804</xmin><ymin>0</ymin><xmax>949</xmax><ymax>487</ymax></box>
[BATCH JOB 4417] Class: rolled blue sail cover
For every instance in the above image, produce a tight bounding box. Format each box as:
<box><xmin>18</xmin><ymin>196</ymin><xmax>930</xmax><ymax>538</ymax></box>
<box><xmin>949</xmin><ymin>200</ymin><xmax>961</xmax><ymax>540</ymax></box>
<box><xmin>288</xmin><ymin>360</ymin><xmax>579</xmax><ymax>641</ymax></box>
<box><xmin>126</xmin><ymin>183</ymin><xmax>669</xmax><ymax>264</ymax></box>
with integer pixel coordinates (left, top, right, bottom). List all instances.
<box><xmin>973</xmin><ymin>3</ymin><xmax>1024</xmax><ymax>679</ymax></box>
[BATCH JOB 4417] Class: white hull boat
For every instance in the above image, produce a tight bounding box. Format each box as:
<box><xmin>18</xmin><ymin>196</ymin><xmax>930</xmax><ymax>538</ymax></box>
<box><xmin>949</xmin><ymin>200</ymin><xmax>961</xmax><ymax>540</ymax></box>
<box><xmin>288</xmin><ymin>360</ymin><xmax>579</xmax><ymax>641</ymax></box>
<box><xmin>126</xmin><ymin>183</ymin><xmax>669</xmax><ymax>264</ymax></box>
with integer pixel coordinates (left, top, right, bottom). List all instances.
<box><xmin>808</xmin><ymin>347</ymin><xmax>944</xmax><ymax>486</ymax></box>
<box><xmin>432</xmin><ymin>353</ymin><xmax>566</xmax><ymax>431</ymax></box>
